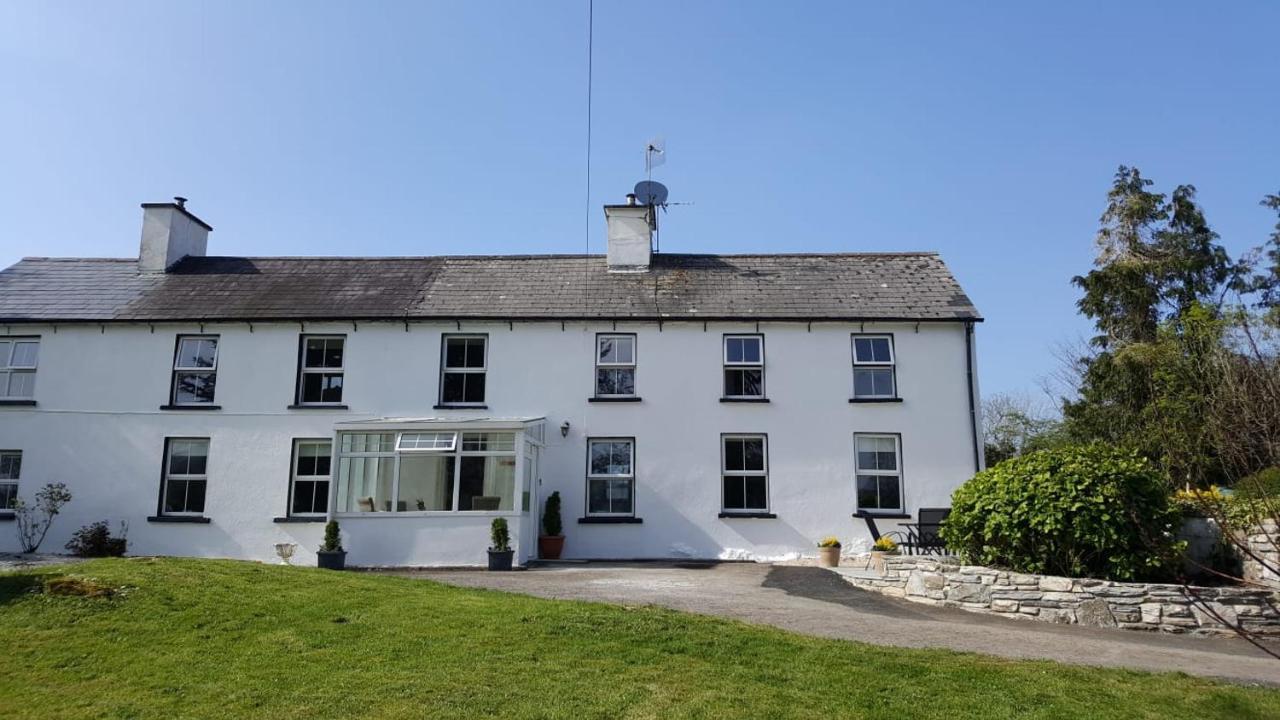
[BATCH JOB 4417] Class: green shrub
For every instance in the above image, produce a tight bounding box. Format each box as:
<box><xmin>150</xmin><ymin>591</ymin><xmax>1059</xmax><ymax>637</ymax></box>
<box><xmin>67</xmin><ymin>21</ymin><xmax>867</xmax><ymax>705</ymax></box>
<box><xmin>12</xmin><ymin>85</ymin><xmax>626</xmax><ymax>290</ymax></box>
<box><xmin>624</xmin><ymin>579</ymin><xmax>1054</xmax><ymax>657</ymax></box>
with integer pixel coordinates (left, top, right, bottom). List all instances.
<box><xmin>1235</xmin><ymin>467</ymin><xmax>1280</xmax><ymax>500</ymax></box>
<box><xmin>943</xmin><ymin>444</ymin><xmax>1182</xmax><ymax>581</ymax></box>
<box><xmin>65</xmin><ymin>520</ymin><xmax>128</xmax><ymax>557</ymax></box>
<box><xmin>490</xmin><ymin>518</ymin><xmax>510</xmax><ymax>552</ymax></box>
<box><xmin>320</xmin><ymin>521</ymin><xmax>343</xmax><ymax>553</ymax></box>
<box><xmin>542</xmin><ymin>491</ymin><xmax>562</xmax><ymax>537</ymax></box>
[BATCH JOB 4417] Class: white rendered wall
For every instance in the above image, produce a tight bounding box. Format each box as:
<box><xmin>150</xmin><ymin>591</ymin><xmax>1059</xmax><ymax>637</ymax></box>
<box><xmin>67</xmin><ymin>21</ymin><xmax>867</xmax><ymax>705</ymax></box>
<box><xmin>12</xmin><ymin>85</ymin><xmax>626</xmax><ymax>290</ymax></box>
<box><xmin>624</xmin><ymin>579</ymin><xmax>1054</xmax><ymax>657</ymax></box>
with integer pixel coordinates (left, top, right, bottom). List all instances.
<box><xmin>0</xmin><ymin>319</ymin><xmax>980</xmax><ymax>564</ymax></box>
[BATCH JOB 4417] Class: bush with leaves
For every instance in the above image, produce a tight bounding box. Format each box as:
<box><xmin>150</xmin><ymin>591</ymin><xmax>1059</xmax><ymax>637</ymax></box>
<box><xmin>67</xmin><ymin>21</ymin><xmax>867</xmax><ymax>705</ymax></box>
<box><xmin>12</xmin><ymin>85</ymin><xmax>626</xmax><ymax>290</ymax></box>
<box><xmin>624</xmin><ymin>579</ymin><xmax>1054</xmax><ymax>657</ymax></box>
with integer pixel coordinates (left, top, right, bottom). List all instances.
<box><xmin>319</xmin><ymin>521</ymin><xmax>343</xmax><ymax>553</ymax></box>
<box><xmin>1235</xmin><ymin>467</ymin><xmax>1280</xmax><ymax>501</ymax></box>
<box><xmin>943</xmin><ymin>444</ymin><xmax>1183</xmax><ymax>581</ymax></box>
<box><xmin>65</xmin><ymin>520</ymin><xmax>128</xmax><ymax>557</ymax></box>
<box><xmin>541</xmin><ymin>491</ymin><xmax>562</xmax><ymax>537</ymax></box>
<box><xmin>13</xmin><ymin>482</ymin><xmax>73</xmax><ymax>554</ymax></box>
<box><xmin>490</xmin><ymin>518</ymin><xmax>510</xmax><ymax>552</ymax></box>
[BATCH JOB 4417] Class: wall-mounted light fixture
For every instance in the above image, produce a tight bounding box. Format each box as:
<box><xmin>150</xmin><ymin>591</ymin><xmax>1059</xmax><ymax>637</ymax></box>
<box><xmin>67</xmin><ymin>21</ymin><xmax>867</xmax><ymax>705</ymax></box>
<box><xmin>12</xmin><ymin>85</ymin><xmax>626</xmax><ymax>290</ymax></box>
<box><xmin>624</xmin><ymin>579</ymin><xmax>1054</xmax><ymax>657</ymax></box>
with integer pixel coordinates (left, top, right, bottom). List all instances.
<box><xmin>560</xmin><ymin>420</ymin><xmax>571</xmax><ymax>438</ymax></box>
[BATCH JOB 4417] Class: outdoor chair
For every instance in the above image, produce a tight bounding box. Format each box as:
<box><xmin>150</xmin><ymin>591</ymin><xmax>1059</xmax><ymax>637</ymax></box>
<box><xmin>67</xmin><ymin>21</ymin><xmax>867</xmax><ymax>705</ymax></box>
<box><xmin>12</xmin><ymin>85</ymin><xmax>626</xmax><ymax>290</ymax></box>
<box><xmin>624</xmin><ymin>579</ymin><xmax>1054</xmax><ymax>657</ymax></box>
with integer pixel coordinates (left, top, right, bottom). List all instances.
<box><xmin>900</xmin><ymin>508</ymin><xmax>950</xmax><ymax>555</ymax></box>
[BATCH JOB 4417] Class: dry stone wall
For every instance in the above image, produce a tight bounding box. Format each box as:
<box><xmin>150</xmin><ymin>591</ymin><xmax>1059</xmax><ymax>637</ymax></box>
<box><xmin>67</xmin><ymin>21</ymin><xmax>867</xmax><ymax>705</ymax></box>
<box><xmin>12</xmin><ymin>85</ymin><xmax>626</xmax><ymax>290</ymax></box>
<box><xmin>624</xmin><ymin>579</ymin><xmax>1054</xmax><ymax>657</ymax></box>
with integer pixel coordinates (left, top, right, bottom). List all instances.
<box><xmin>841</xmin><ymin>555</ymin><xmax>1280</xmax><ymax>637</ymax></box>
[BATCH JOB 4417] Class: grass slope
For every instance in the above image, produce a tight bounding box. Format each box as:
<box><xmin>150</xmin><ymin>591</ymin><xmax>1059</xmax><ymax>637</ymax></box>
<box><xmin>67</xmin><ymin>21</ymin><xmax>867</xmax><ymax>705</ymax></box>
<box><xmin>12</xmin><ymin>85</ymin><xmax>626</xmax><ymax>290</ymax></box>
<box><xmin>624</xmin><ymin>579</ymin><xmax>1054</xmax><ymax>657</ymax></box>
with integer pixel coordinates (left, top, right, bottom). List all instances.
<box><xmin>0</xmin><ymin>558</ymin><xmax>1276</xmax><ymax>719</ymax></box>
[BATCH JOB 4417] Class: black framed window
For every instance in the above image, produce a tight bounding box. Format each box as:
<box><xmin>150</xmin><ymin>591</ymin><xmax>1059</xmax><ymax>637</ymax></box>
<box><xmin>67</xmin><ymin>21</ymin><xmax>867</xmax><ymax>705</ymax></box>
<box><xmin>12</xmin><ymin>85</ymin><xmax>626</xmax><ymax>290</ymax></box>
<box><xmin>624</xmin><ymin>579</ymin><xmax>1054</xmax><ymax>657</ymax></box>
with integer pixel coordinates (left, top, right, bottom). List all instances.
<box><xmin>852</xmin><ymin>335</ymin><xmax>896</xmax><ymax>399</ymax></box>
<box><xmin>440</xmin><ymin>335</ymin><xmax>487</xmax><ymax>405</ymax></box>
<box><xmin>722</xmin><ymin>435</ymin><xmax>768</xmax><ymax>512</ymax></box>
<box><xmin>290</xmin><ymin>440</ymin><xmax>332</xmax><ymax>516</ymax></box>
<box><xmin>586</xmin><ymin>438</ymin><xmax>634</xmax><ymax>516</ymax></box>
<box><xmin>162</xmin><ymin>438</ymin><xmax>209</xmax><ymax>516</ymax></box>
<box><xmin>171</xmin><ymin>336</ymin><xmax>218</xmax><ymax>405</ymax></box>
<box><xmin>595</xmin><ymin>334</ymin><xmax>636</xmax><ymax>397</ymax></box>
<box><xmin>297</xmin><ymin>336</ymin><xmax>345</xmax><ymax>405</ymax></box>
<box><xmin>723</xmin><ymin>334</ymin><xmax>765</xmax><ymax>399</ymax></box>
<box><xmin>0</xmin><ymin>450</ymin><xmax>21</xmax><ymax>509</ymax></box>
<box><xmin>855</xmin><ymin>434</ymin><xmax>903</xmax><ymax>512</ymax></box>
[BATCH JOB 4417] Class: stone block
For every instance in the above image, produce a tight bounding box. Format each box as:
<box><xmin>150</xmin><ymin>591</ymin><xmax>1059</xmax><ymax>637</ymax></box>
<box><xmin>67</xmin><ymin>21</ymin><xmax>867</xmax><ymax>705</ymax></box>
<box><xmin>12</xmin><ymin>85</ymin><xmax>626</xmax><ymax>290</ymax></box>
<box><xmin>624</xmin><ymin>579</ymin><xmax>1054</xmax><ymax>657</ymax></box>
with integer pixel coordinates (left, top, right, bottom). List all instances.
<box><xmin>1009</xmin><ymin>573</ymin><xmax>1038</xmax><ymax>586</ymax></box>
<box><xmin>1076</xmin><ymin>598</ymin><xmax>1117</xmax><ymax>628</ymax></box>
<box><xmin>947</xmin><ymin>582</ymin><xmax>993</xmax><ymax>604</ymax></box>
<box><xmin>1140</xmin><ymin>604</ymin><xmax>1162</xmax><ymax>624</ymax></box>
<box><xmin>1018</xmin><ymin>606</ymin><xmax>1040</xmax><ymax>615</ymax></box>
<box><xmin>991</xmin><ymin>590</ymin><xmax>1042</xmax><ymax>601</ymax></box>
<box><xmin>1039</xmin><ymin>576</ymin><xmax>1073</xmax><ymax>592</ymax></box>
<box><xmin>1041</xmin><ymin>591</ymin><xmax>1084</xmax><ymax>603</ymax></box>
<box><xmin>1162</xmin><ymin>604</ymin><xmax>1193</xmax><ymax>619</ymax></box>
<box><xmin>990</xmin><ymin>599</ymin><xmax>1019</xmax><ymax>613</ymax></box>
<box><xmin>1041</xmin><ymin>608</ymin><xmax>1075</xmax><ymax>624</ymax></box>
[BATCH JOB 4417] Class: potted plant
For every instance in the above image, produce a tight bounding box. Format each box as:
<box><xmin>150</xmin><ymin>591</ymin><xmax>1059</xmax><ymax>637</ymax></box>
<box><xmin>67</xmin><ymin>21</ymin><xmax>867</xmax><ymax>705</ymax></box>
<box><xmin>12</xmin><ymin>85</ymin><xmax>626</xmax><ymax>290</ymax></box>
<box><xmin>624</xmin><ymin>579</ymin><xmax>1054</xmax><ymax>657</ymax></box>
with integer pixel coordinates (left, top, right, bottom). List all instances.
<box><xmin>816</xmin><ymin>536</ymin><xmax>842</xmax><ymax>568</ymax></box>
<box><xmin>538</xmin><ymin>491</ymin><xmax>565</xmax><ymax>560</ymax></box>
<box><xmin>317</xmin><ymin>520</ymin><xmax>346</xmax><ymax>570</ymax></box>
<box><xmin>869</xmin><ymin>535</ymin><xmax>899</xmax><ymax>573</ymax></box>
<box><xmin>488</xmin><ymin>517</ymin><xmax>514</xmax><ymax>571</ymax></box>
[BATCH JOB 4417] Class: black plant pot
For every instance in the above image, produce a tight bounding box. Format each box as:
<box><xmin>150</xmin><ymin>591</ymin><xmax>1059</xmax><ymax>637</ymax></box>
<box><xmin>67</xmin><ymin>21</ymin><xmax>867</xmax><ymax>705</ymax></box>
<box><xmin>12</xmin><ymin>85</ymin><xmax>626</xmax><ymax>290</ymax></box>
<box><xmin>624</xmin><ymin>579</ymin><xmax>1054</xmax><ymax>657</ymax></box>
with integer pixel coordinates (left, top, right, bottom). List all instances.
<box><xmin>317</xmin><ymin>550</ymin><xmax>347</xmax><ymax>570</ymax></box>
<box><xmin>487</xmin><ymin>549</ymin><xmax>514</xmax><ymax>571</ymax></box>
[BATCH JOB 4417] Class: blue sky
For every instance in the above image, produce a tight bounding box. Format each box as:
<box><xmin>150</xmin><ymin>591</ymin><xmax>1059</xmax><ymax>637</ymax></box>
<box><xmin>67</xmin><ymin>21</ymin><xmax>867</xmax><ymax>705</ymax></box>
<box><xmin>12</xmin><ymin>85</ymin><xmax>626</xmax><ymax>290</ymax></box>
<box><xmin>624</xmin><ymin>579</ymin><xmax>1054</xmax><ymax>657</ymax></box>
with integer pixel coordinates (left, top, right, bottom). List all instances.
<box><xmin>2</xmin><ymin>1</ymin><xmax>1278</xmax><ymax>401</ymax></box>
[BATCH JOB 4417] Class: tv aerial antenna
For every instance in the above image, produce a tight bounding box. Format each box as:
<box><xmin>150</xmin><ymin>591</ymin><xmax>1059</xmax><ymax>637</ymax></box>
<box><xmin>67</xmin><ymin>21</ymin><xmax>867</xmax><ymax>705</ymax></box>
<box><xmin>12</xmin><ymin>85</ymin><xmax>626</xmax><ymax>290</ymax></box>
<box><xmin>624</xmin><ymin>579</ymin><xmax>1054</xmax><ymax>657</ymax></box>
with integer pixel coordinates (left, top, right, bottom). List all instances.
<box><xmin>634</xmin><ymin>137</ymin><xmax>692</xmax><ymax>253</ymax></box>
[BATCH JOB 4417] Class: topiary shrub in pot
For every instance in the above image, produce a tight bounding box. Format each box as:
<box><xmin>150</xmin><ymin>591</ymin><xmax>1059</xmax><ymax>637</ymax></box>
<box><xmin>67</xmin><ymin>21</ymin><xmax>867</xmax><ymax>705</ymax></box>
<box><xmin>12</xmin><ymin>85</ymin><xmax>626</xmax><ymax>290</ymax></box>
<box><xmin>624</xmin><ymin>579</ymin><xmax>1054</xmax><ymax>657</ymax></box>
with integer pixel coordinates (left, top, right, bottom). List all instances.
<box><xmin>317</xmin><ymin>520</ymin><xmax>346</xmax><ymax>570</ymax></box>
<box><xmin>538</xmin><ymin>491</ymin><xmax>564</xmax><ymax>560</ymax></box>
<box><xmin>488</xmin><ymin>518</ymin><xmax>514</xmax><ymax>571</ymax></box>
<box><xmin>943</xmin><ymin>444</ymin><xmax>1182</xmax><ymax>582</ymax></box>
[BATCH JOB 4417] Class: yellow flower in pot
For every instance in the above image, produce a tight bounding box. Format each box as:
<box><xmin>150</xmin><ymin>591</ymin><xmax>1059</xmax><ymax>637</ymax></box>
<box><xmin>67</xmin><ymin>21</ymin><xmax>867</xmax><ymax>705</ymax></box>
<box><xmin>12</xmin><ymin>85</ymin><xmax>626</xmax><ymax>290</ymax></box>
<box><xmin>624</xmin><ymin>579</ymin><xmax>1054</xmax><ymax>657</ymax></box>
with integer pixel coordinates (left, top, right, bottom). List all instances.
<box><xmin>869</xmin><ymin>536</ymin><xmax>898</xmax><ymax>573</ymax></box>
<box><xmin>816</xmin><ymin>536</ymin><xmax>842</xmax><ymax>568</ymax></box>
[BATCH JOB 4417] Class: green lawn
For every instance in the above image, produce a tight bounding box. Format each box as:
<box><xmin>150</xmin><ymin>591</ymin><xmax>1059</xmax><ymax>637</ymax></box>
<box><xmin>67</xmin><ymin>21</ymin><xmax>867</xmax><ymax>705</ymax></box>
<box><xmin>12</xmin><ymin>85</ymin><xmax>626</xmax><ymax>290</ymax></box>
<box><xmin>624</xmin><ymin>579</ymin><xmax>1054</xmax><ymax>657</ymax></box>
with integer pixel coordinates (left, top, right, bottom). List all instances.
<box><xmin>0</xmin><ymin>559</ymin><xmax>1276</xmax><ymax>719</ymax></box>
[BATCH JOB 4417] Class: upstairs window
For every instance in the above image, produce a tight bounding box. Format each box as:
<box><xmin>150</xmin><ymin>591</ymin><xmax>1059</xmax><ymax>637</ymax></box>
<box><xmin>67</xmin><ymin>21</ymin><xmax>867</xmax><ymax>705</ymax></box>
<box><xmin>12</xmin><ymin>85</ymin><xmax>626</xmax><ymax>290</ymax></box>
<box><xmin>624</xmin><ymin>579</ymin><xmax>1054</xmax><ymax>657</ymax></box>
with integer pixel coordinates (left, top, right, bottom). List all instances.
<box><xmin>0</xmin><ymin>450</ymin><xmax>21</xmax><ymax>509</ymax></box>
<box><xmin>297</xmin><ymin>336</ymin><xmax>345</xmax><ymax>405</ymax></box>
<box><xmin>855</xmin><ymin>434</ymin><xmax>903</xmax><ymax>513</ymax></box>
<box><xmin>440</xmin><ymin>335</ymin><xmax>487</xmax><ymax>406</ymax></box>
<box><xmin>0</xmin><ymin>338</ymin><xmax>39</xmax><ymax>400</ymax></box>
<box><xmin>587</xmin><ymin>438</ymin><xmax>634</xmax><ymax>516</ymax></box>
<box><xmin>595</xmin><ymin>334</ymin><xmax>636</xmax><ymax>397</ymax></box>
<box><xmin>163</xmin><ymin>438</ymin><xmax>210</xmax><ymax>516</ymax></box>
<box><xmin>171</xmin><ymin>336</ymin><xmax>219</xmax><ymax>405</ymax></box>
<box><xmin>723</xmin><ymin>335</ymin><xmax>765</xmax><ymax>399</ymax></box>
<box><xmin>852</xmin><ymin>335</ymin><xmax>896</xmax><ymax>399</ymax></box>
<box><xmin>722</xmin><ymin>435</ymin><xmax>768</xmax><ymax>512</ymax></box>
<box><xmin>290</xmin><ymin>440</ymin><xmax>332</xmax><ymax>517</ymax></box>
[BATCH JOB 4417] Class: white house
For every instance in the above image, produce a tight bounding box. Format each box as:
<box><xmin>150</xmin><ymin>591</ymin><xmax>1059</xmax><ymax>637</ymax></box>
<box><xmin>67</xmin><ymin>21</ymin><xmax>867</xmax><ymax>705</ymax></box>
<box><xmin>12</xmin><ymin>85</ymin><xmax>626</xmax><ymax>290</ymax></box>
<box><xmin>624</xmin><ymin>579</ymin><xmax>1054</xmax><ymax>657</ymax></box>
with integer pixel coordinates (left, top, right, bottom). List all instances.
<box><xmin>0</xmin><ymin>197</ymin><xmax>983</xmax><ymax>566</ymax></box>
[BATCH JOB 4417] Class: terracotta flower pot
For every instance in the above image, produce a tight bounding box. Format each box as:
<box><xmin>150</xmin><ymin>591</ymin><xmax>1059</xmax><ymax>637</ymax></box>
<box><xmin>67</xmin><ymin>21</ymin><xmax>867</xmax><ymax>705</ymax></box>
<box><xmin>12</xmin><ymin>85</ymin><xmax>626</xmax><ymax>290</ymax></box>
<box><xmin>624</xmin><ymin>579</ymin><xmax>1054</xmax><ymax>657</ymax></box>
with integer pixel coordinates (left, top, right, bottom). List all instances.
<box><xmin>817</xmin><ymin>546</ymin><xmax>841</xmax><ymax>568</ymax></box>
<box><xmin>538</xmin><ymin>535</ymin><xmax>565</xmax><ymax>560</ymax></box>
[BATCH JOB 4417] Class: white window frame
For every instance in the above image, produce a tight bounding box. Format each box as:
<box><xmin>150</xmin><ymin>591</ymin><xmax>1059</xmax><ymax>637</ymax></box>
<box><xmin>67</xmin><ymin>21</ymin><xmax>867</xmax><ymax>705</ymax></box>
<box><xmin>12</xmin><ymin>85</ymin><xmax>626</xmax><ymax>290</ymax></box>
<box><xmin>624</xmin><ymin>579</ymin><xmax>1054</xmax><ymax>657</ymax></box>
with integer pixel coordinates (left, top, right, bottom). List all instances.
<box><xmin>289</xmin><ymin>439</ymin><xmax>332</xmax><ymax>517</ymax></box>
<box><xmin>586</xmin><ymin>437</ymin><xmax>635</xmax><ymax>517</ymax></box>
<box><xmin>0</xmin><ymin>338</ymin><xmax>39</xmax><ymax>401</ymax></box>
<box><xmin>162</xmin><ymin>438</ymin><xmax>210</xmax><ymax>517</ymax></box>
<box><xmin>854</xmin><ymin>433</ymin><xmax>904</xmax><ymax>513</ymax></box>
<box><xmin>170</xmin><ymin>335</ymin><xmax>219</xmax><ymax>406</ymax></box>
<box><xmin>0</xmin><ymin>450</ymin><xmax>21</xmax><ymax>510</ymax></box>
<box><xmin>722</xmin><ymin>334</ymin><xmax>765</xmax><ymax>399</ymax></box>
<box><xmin>851</xmin><ymin>334</ymin><xmax>897</xmax><ymax>399</ymax></box>
<box><xmin>594</xmin><ymin>333</ymin><xmax>637</xmax><ymax>398</ymax></box>
<box><xmin>721</xmin><ymin>434</ymin><xmax>769</xmax><ymax>513</ymax></box>
<box><xmin>397</xmin><ymin>431</ymin><xmax>458</xmax><ymax>452</ymax></box>
<box><xmin>333</xmin><ymin>430</ymin><xmax>521</xmax><ymax>515</ymax></box>
<box><xmin>439</xmin><ymin>334</ymin><xmax>488</xmax><ymax>406</ymax></box>
<box><xmin>296</xmin><ymin>335</ymin><xmax>346</xmax><ymax>406</ymax></box>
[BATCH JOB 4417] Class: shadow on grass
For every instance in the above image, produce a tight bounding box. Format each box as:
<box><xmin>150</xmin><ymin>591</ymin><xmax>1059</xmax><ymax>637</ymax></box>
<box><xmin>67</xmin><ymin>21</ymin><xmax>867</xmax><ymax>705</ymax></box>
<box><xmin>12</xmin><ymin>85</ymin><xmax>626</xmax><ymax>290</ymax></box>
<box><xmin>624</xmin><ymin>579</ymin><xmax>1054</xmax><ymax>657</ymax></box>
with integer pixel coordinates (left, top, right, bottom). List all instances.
<box><xmin>0</xmin><ymin>572</ymin><xmax>46</xmax><ymax>606</ymax></box>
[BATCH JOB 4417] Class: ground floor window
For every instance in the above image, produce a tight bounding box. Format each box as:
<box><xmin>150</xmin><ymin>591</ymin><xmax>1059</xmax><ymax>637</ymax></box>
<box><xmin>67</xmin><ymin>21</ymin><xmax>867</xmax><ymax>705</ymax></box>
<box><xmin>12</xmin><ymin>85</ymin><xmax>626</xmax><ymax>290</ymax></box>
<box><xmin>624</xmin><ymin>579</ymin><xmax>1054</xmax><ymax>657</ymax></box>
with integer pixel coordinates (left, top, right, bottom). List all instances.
<box><xmin>335</xmin><ymin>431</ymin><xmax>517</xmax><ymax>513</ymax></box>
<box><xmin>855</xmin><ymin>434</ymin><xmax>902</xmax><ymax>512</ymax></box>
<box><xmin>0</xmin><ymin>450</ymin><xmax>20</xmax><ymax>509</ymax></box>
<box><xmin>722</xmin><ymin>435</ymin><xmax>768</xmax><ymax>512</ymax></box>
<box><xmin>587</xmin><ymin>438</ymin><xmax>634</xmax><ymax>516</ymax></box>
<box><xmin>163</xmin><ymin>438</ymin><xmax>209</xmax><ymax>515</ymax></box>
<box><xmin>290</xmin><ymin>440</ymin><xmax>332</xmax><ymax>516</ymax></box>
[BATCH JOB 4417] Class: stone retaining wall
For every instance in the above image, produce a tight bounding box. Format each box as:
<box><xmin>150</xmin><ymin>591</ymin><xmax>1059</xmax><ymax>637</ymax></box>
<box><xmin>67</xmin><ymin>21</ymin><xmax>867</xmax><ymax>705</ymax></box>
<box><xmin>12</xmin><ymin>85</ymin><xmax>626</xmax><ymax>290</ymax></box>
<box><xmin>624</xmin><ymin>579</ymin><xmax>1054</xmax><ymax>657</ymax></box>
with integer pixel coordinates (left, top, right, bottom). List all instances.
<box><xmin>840</xmin><ymin>555</ymin><xmax>1280</xmax><ymax>637</ymax></box>
<box><xmin>1241</xmin><ymin>520</ymin><xmax>1279</xmax><ymax>589</ymax></box>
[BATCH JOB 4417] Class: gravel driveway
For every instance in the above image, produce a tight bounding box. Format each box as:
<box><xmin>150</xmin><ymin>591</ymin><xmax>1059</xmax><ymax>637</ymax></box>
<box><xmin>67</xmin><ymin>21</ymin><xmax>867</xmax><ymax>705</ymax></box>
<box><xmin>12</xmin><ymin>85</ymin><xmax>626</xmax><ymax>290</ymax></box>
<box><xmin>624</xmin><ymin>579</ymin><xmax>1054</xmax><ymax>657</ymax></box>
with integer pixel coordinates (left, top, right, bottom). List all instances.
<box><xmin>391</xmin><ymin>562</ymin><xmax>1280</xmax><ymax>686</ymax></box>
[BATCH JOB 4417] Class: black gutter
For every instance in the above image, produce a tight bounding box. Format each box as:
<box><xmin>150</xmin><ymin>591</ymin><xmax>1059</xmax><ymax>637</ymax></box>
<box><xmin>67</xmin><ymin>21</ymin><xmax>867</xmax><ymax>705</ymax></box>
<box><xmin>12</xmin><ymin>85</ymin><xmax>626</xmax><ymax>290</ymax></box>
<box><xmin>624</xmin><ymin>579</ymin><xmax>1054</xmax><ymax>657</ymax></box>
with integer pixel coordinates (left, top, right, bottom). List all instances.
<box><xmin>965</xmin><ymin>320</ymin><xmax>981</xmax><ymax>473</ymax></box>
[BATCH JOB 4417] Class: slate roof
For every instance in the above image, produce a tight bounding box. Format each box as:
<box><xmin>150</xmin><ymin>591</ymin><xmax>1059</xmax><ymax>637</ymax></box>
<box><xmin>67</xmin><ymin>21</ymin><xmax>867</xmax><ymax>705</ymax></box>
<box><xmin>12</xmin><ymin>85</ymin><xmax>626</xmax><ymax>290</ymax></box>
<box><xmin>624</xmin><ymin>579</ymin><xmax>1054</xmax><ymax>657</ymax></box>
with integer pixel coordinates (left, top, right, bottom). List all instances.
<box><xmin>0</xmin><ymin>253</ymin><xmax>980</xmax><ymax>323</ymax></box>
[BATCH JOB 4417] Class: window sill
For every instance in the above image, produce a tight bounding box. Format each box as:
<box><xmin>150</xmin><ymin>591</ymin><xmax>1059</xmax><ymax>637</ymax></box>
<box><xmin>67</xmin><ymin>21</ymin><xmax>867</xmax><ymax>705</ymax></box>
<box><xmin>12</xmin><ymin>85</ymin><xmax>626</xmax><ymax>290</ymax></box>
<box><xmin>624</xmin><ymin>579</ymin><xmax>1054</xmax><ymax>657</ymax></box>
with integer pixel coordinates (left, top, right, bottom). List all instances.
<box><xmin>852</xmin><ymin>510</ymin><xmax>911</xmax><ymax>519</ymax></box>
<box><xmin>273</xmin><ymin>516</ymin><xmax>327</xmax><ymax>523</ymax></box>
<box><xmin>147</xmin><ymin>515</ymin><xmax>211</xmax><ymax>524</ymax></box>
<box><xmin>433</xmin><ymin>404</ymin><xmax>489</xmax><ymax>410</ymax></box>
<box><xmin>158</xmin><ymin>404</ymin><xmax>221</xmax><ymax>411</ymax></box>
<box><xmin>849</xmin><ymin>397</ymin><xmax>903</xmax><ymax>404</ymax></box>
<box><xmin>720</xmin><ymin>398</ymin><xmax>770</xmax><ymax>403</ymax></box>
<box><xmin>0</xmin><ymin>511</ymin><xmax>14</xmax><ymax>522</ymax></box>
<box><xmin>287</xmin><ymin>404</ymin><xmax>349</xmax><ymax>410</ymax></box>
<box><xmin>718</xmin><ymin>512</ymin><xmax>777</xmax><ymax>519</ymax></box>
<box><xmin>0</xmin><ymin>399</ymin><xmax>36</xmax><ymax>407</ymax></box>
<box><xmin>588</xmin><ymin>397</ymin><xmax>642</xmax><ymax>403</ymax></box>
<box><xmin>578</xmin><ymin>517</ymin><xmax>643</xmax><ymax>524</ymax></box>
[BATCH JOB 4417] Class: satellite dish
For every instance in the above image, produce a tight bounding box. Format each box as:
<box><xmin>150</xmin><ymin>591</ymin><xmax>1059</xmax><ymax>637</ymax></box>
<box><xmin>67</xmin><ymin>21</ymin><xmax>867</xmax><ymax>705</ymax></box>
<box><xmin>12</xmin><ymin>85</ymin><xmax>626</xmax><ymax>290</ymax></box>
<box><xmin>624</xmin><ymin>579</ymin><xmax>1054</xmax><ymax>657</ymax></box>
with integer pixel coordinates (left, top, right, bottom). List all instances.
<box><xmin>633</xmin><ymin>180</ymin><xmax>669</xmax><ymax>206</ymax></box>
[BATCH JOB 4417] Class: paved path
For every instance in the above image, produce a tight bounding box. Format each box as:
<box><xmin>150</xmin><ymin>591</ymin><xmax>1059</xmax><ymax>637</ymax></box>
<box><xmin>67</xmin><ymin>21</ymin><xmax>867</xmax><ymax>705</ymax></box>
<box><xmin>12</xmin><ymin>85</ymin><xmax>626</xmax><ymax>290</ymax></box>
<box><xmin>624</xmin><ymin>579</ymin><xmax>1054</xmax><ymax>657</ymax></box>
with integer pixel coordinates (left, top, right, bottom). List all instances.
<box><xmin>392</xmin><ymin>562</ymin><xmax>1280</xmax><ymax>686</ymax></box>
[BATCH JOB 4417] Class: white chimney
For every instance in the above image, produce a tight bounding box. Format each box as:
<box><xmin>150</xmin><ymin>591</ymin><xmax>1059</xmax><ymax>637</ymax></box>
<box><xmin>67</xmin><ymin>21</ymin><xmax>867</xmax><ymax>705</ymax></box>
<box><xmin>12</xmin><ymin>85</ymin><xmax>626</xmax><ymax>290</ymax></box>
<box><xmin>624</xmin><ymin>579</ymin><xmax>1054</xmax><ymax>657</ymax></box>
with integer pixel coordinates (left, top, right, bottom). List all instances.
<box><xmin>138</xmin><ymin>196</ymin><xmax>211</xmax><ymax>273</ymax></box>
<box><xmin>604</xmin><ymin>199</ymin><xmax>655</xmax><ymax>272</ymax></box>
